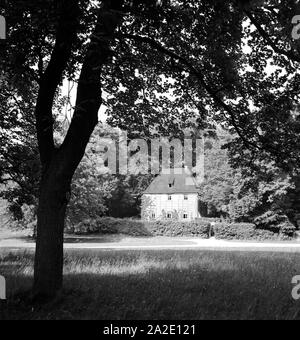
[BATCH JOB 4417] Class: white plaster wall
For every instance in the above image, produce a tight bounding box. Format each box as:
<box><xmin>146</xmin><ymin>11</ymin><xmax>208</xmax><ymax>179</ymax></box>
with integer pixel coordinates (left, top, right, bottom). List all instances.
<box><xmin>143</xmin><ymin>194</ymin><xmax>199</xmax><ymax>220</ymax></box>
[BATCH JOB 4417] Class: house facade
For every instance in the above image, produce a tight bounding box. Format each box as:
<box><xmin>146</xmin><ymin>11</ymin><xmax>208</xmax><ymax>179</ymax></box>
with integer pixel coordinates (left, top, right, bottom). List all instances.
<box><xmin>142</xmin><ymin>168</ymin><xmax>200</xmax><ymax>221</ymax></box>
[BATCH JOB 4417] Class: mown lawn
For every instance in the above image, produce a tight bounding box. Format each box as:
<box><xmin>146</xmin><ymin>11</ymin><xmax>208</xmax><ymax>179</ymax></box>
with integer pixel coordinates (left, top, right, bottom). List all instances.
<box><xmin>0</xmin><ymin>249</ymin><xmax>300</xmax><ymax>320</ymax></box>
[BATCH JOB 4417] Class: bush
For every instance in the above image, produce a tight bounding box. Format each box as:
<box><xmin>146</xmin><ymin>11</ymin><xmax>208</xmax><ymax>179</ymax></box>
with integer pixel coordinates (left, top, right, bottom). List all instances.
<box><xmin>279</xmin><ymin>223</ymin><xmax>296</xmax><ymax>239</ymax></box>
<box><xmin>66</xmin><ymin>217</ymin><xmax>211</xmax><ymax>238</ymax></box>
<box><xmin>144</xmin><ymin>220</ymin><xmax>210</xmax><ymax>238</ymax></box>
<box><xmin>9</xmin><ymin>204</ymin><xmax>37</xmax><ymax>237</ymax></box>
<box><xmin>254</xmin><ymin>211</ymin><xmax>296</xmax><ymax>239</ymax></box>
<box><xmin>66</xmin><ymin>217</ymin><xmax>295</xmax><ymax>241</ymax></box>
<box><xmin>71</xmin><ymin>219</ymin><xmax>99</xmax><ymax>235</ymax></box>
<box><xmin>214</xmin><ymin>223</ymin><xmax>256</xmax><ymax>240</ymax></box>
<box><xmin>214</xmin><ymin>222</ymin><xmax>294</xmax><ymax>241</ymax></box>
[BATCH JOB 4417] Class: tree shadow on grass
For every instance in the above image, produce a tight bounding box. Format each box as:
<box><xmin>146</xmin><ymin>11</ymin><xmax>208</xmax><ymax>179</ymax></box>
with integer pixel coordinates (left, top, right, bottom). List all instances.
<box><xmin>0</xmin><ymin>250</ymin><xmax>299</xmax><ymax>320</ymax></box>
<box><xmin>63</xmin><ymin>234</ymin><xmax>128</xmax><ymax>244</ymax></box>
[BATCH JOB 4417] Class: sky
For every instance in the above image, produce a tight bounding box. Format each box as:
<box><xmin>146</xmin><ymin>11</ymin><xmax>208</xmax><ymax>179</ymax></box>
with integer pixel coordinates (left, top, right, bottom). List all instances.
<box><xmin>61</xmin><ymin>79</ymin><xmax>108</xmax><ymax>123</ymax></box>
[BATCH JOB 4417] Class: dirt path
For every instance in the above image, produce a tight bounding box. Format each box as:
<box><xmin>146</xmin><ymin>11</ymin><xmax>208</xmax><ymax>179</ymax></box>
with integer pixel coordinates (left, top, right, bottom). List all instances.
<box><xmin>1</xmin><ymin>236</ymin><xmax>300</xmax><ymax>252</ymax></box>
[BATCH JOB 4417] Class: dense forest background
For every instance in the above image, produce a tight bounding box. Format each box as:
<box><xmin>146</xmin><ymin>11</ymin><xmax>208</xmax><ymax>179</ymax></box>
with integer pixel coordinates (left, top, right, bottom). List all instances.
<box><xmin>0</xmin><ymin>119</ymin><xmax>298</xmax><ymax>233</ymax></box>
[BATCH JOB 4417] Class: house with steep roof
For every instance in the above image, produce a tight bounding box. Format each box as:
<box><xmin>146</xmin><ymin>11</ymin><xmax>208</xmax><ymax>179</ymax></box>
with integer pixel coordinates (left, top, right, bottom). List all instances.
<box><xmin>142</xmin><ymin>168</ymin><xmax>200</xmax><ymax>221</ymax></box>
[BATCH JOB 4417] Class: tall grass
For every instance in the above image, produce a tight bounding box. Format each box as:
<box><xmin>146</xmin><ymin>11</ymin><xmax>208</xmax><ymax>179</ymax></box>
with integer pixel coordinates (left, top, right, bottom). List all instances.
<box><xmin>0</xmin><ymin>249</ymin><xmax>300</xmax><ymax>320</ymax></box>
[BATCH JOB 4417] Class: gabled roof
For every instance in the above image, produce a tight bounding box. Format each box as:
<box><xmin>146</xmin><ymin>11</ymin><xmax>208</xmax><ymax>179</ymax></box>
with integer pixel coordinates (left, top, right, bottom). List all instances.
<box><xmin>144</xmin><ymin>168</ymin><xmax>199</xmax><ymax>194</ymax></box>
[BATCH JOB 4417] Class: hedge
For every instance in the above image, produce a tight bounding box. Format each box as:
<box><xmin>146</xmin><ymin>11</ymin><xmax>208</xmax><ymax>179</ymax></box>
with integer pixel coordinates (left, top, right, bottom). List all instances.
<box><xmin>66</xmin><ymin>217</ymin><xmax>211</xmax><ymax>238</ymax></box>
<box><xmin>145</xmin><ymin>220</ymin><xmax>210</xmax><ymax>238</ymax></box>
<box><xmin>65</xmin><ymin>218</ymin><xmax>296</xmax><ymax>241</ymax></box>
<box><xmin>254</xmin><ymin>211</ymin><xmax>296</xmax><ymax>237</ymax></box>
<box><xmin>213</xmin><ymin>222</ymin><xmax>294</xmax><ymax>241</ymax></box>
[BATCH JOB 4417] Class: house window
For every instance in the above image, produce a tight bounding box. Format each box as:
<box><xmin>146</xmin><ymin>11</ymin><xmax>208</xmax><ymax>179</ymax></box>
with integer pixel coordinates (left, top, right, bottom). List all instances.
<box><xmin>184</xmin><ymin>195</ymin><xmax>188</xmax><ymax>200</ymax></box>
<box><xmin>168</xmin><ymin>195</ymin><xmax>172</xmax><ymax>200</ymax></box>
<box><xmin>151</xmin><ymin>213</ymin><xmax>156</xmax><ymax>219</ymax></box>
<box><xmin>183</xmin><ymin>213</ymin><xmax>188</xmax><ymax>219</ymax></box>
<box><xmin>167</xmin><ymin>213</ymin><xmax>172</xmax><ymax>219</ymax></box>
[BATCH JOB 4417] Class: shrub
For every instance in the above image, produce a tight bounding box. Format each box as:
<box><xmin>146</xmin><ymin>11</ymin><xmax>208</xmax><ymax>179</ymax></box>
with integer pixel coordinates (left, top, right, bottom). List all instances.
<box><xmin>71</xmin><ymin>219</ymin><xmax>98</xmax><ymax>235</ymax></box>
<box><xmin>66</xmin><ymin>217</ymin><xmax>295</xmax><ymax>241</ymax></box>
<box><xmin>96</xmin><ymin>218</ymin><xmax>150</xmax><ymax>236</ymax></box>
<box><xmin>66</xmin><ymin>217</ymin><xmax>211</xmax><ymax>238</ymax></box>
<box><xmin>214</xmin><ymin>222</ymin><xmax>294</xmax><ymax>241</ymax></box>
<box><xmin>279</xmin><ymin>222</ymin><xmax>296</xmax><ymax>239</ymax></box>
<box><xmin>254</xmin><ymin>211</ymin><xmax>296</xmax><ymax>238</ymax></box>
<box><xmin>214</xmin><ymin>223</ymin><xmax>256</xmax><ymax>241</ymax></box>
<box><xmin>144</xmin><ymin>220</ymin><xmax>210</xmax><ymax>238</ymax></box>
<box><xmin>10</xmin><ymin>204</ymin><xmax>37</xmax><ymax>237</ymax></box>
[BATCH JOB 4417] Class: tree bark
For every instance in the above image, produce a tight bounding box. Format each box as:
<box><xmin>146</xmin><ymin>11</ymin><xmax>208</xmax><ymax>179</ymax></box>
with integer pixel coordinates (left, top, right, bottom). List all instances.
<box><xmin>33</xmin><ymin>152</ymin><xmax>71</xmax><ymax>299</ymax></box>
<box><xmin>32</xmin><ymin>0</ymin><xmax>124</xmax><ymax>300</ymax></box>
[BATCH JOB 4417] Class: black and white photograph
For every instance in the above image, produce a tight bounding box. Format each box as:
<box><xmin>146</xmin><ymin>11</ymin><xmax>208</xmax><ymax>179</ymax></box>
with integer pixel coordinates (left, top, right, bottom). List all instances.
<box><xmin>0</xmin><ymin>0</ymin><xmax>300</xmax><ymax>324</ymax></box>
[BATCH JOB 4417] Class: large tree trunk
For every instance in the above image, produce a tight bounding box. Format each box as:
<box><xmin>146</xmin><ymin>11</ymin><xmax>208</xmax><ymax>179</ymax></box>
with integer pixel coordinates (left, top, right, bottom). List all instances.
<box><xmin>33</xmin><ymin>154</ymin><xmax>71</xmax><ymax>299</ymax></box>
<box><xmin>31</xmin><ymin>0</ymin><xmax>80</xmax><ymax>301</ymax></box>
<box><xmin>32</xmin><ymin>0</ymin><xmax>124</xmax><ymax>300</ymax></box>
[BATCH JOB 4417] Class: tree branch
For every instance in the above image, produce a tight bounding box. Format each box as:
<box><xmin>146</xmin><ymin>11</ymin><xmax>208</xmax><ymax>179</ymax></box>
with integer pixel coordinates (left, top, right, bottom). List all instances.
<box><xmin>35</xmin><ymin>0</ymin><xmax>80</xmax><ymax>170</ymax></box>
<box><xmin>244</xmin><ymin>9</ymin><xmax>300</xmax><ymax>64</ymax></box>
<box><xmin>118</xmin><ymin>33</ymin><xmax>260</xmax><ymax>150</ymax></box>
<box><xmin>60</xmin><ymin>0</ymin><xmax>125</xmax><ymax>179</ymax></box>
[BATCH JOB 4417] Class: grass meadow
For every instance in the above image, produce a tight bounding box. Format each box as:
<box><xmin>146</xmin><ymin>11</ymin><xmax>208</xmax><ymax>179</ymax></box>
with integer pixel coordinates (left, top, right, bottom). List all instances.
<box><xmin>1</xmin><ymin>249</ymin><xmax>300</xmax><ymax>320</ymax></box>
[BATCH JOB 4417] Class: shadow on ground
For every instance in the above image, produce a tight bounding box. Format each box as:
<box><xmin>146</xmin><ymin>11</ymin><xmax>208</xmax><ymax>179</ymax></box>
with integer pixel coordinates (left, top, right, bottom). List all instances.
<box><xmin>63</xmin><ymin>234</ymin><xmax>128</xmax><ymax>244</ymax></box>
<box><xmin>0</xmin><ymin>249</ymin><xmax>300</xmax><ymax>320</ymax></box>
